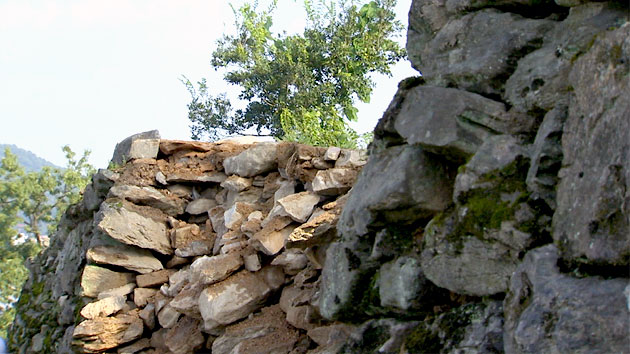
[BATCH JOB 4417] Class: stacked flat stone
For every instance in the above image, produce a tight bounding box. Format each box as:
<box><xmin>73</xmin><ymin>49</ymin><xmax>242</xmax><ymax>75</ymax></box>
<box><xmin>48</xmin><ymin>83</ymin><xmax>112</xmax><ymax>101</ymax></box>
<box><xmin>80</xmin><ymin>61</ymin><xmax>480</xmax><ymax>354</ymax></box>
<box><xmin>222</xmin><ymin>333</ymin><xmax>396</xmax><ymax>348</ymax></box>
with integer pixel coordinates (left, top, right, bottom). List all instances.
<box><xmin>12</xmin><ymin>131</ymin><xmax>365</xmax><ymax>354</ymax></box>
<box><xmin>71</xmin><ymin>134</ymin><xmax>366</xmax><ymax>353</ymax></box>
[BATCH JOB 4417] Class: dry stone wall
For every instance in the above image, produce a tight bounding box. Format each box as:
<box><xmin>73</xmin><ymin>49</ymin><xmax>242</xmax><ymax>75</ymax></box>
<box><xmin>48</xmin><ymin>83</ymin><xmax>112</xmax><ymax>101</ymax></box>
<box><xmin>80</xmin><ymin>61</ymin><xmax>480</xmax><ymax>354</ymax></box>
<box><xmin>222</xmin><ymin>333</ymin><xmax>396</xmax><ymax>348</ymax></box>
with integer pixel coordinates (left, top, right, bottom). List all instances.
<box><xmin>9</xmin><ymin>132</ymin><xmax>365</xmax><ymax>353</ymax></box>
<box><xmin>9</xmin><ymin>0</ymin><xmax>630</xmax><ymax>353</ymax></box>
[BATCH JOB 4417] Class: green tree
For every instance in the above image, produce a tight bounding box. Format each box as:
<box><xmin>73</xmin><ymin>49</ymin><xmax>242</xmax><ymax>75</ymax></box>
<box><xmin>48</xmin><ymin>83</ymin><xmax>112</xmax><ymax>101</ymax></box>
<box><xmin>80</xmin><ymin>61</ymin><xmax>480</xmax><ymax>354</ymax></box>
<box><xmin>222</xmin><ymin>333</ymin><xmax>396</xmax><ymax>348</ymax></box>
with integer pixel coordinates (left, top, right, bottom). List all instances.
<box><xmin>0</xmin><ymin>146</ymin><xmax>94</xmax><ymax>338</ymax></box>
<box><xmin>184</xmin><ymin>0</ymin><xmax>405</xmax><ymax>148</ymax></box>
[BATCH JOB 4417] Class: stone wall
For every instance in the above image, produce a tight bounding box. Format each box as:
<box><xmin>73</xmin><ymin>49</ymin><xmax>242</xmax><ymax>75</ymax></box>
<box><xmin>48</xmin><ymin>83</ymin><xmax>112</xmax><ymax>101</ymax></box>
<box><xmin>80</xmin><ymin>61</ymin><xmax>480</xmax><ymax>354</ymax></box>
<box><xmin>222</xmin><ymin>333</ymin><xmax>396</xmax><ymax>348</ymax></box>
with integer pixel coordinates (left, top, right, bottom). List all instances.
<box><xmin>8</xmin><ymin>132</ymin><xmax>365</xmax><ymax>353</ymax></box>
<box><xmin>9</xmin><ymin>0</ymin><xmax>630</xmax><ymax>352</ymax></box>
<box><xmin>318</xmin><ymin>0</ymin><xmax>629</xmax><ymax>352</ymax></box>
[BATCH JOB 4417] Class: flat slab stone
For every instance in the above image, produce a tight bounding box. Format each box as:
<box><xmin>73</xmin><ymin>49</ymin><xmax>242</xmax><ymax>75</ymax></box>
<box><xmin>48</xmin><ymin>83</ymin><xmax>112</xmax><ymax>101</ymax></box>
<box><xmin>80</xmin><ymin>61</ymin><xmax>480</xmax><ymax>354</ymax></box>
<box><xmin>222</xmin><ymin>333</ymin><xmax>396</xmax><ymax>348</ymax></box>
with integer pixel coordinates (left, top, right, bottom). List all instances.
<box><xmin>186</xmin><ymin>198</ymin><xmax>217</xmax><ymax>215</ymax></box>
<box><xmin>97</xmin><ymin>283</ymin><xmax>136</xmax><ymax>300</ymax></box>
<box><xmin>166</xmin><ymin>171</ymin><xmax>228</xmax><ymax>184</ymax></box>
<box><xmin>81</xmin><ymin>265</ymin><xmax>136</xmax><ymax>298</ymax></box>
<box><xmin>73</xmin><ymin>310</ymin><xmax>144</xmax><ymax>352</ymax></box>
<box><xmin>164</xmin><ymin>316</ymin><xmax>205</xmax><ymax>354</ymax></box>
<box><xmin>190</xmin><ymin>253</ymin><xmax>244</xmax><ymax>286</ymax></box>
<box><xmin>251</xmin><ymin>225</ymin><xmax>296</xmax><ymax>256</ymax></box>
<box><xmin>87</xmin><ymin>244</ymin><xmax>164</xmax><ymax>274</ymax></box>
<box><xmin>312</xmin><ymin>168</ymin><xmax>357</xmax><ymax>196</ymax></box>
<box><xmin>108</xmin><ymin>184</ymin><xmax>185</xmax><ymax>216</ymax></box>
<box><xmin>80</xmin><ymin>296</ymin><xmax>127</xmax><ymax>320</ymax></box>
<box><xmin>223</xmin><ymin>143</ymin><xmax>278</xmax><ymax>177</ymax></box>
<box><xmin>198</xmin><ymin>267</ymin><xmax>285</xmax><ymax>329</ymax></box>
<box><xmin>95</xmin><ymin>201</ymin><xmax>172</xmax><ymax>255</ymax></box>
<box><xmin>111</xmin><ymin>130</ymin><xmax>160</xmax><ymax>165</ymax></box>
<box><xmin>136</xmin><ymin>269</ymin><xmax>175</xmax><ymax>288</ymax></box>
<box><xmin>277</xmin><ymin>192</ymin><xmax>321</xmax><ymax>223</ymax></box>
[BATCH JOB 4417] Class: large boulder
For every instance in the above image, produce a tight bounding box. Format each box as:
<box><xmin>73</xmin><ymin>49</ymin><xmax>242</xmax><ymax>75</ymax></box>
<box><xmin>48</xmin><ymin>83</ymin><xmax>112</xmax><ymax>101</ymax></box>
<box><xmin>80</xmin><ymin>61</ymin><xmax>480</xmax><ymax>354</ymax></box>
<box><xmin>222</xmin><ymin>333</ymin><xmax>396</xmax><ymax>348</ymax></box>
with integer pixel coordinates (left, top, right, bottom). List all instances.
<box><xmin>552</xmin><ymin>22</ymin><xmax>630</xmax><ymax>266</ymax></box>
<box><xmin>504</xmin><ymin>245</ymin><xmax>630</xmax><ymax>353</ymax></box>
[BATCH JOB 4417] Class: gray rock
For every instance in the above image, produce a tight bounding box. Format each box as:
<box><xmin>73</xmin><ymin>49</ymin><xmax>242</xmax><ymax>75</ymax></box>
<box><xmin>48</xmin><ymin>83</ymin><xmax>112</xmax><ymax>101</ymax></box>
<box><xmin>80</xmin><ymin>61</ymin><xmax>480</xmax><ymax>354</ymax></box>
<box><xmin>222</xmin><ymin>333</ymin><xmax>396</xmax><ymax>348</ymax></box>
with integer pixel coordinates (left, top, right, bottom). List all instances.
<box><xmin>453</xmin><ymin>135</ymin><xmax>530</xmax><ymax>201</ymax></box>
<box><xmin>186</xmin><ymin>198</ymin><xmax>217</xmax><ymax>215</ymax></box>
<box><xmin>167</xmin><ymin>184</ymin><xmax>193</xmax><ymax>198</ymax></box>
<box><xmin>339</xmin><ymin>145</ymin><xmax>454</xmax><ymax>239</ymax></box>
<box><xmin>133</xmin><ymin>288</ymin><xmax>157</xmax><ymax>307</ymax></box>
<box><xmin>86</xmin><ymin>243</ymin><xmax>164</xmax><ymax>274</ymax></box>
<box><xmin>139</xmin><ymin>304</ymin><xmax>156</xmax><ymax>330</ymax></box>
<box><xmin>73</xmin><ymin>311</ymin><xmax>144</xmax><ymax>352</ymax></box>
<box><xmin>111</xmin><ymin>130</ymin><xmax>160</xmax><ymax>165</ymax></box>
<box><xmin>166</xmin><ymin>171</ymin><xmax>228</xmax><ymax>184</ymax></box>
<box><xmin>319</xmin><ymin>242</ymin><xmax>374</xmax><ymax>320</ymax></box>
<box><xmin>526</xmin><ymin>104</ymin><xmax>567</xmax><ymax>210</ymax></box>
<box><xmin>271</xmin><ymin>248</ymin><xmax>309</xmax><ymax>275</ymax></box>
<box><xmin>108</xmin><ymin>184</ymin><xmax>185</xmax><ymax>216</ymax></box>
<box><xmin>95</xmin><ymin>201</ymin><xmax>172</xmax><ymax>255</ymax></box>
<box><xmin>421</xmin><ymin>213</ymin><xmax>521</xmax><ymax>296</ymax></box>
<box><xmin>225</xmin><ymin>186</ymin><xmax>263</xmax><ymax>209</ymax></box>
<box><xmin>277</xmin><ymin>192</ymin><xmax>321</xmax><ymax>223</ymax></box>
<box><xmin>334</xmin><ymin>149</ymin><xmax>367</xmax><ymax>168</ymax></box>
<box><xmin>53</xmin><ymin>220</ymin><xmax>93</xmax><ymax>298</ymax></box>
<box><xmin>164</xmin><ymin>317</ymin><xmax>205</xmax><ymax>354</ymax></box>
<box><xmin>208</xmin><ymin>205</ymin><xmax>228</xmax><ymax>238</ymax></box>
<box><xmin>378</xmin><ymin>256</ymin><xmax>438</xmax><ymax>312</ymax></box>
<box><xmin>394</xmin><ymin>86</ymin><xmax>532</xmax><ymax>161</ymax></box>
<box><xmin>157</xmin><ymin>304</ymin><xmax>181</xmax><ymax>329</ymax></box>
<box><xmin>212</xmin><ymin>305</ymin><xmax>300</xmax><ymax>354</ymax></box>
<box><xmin>80</xmin><ymin>296</ymin><xmax>126</xmax><ymax>319</ymax></box>
<box><xmin>340</xmin><ymin>319</ymin><xmax>419</xmax><ymax>354</ymax></box>
<box><xmin>117</xmin><ymin>337</ymin><xmax>151</xmax><ymax>354</ymax></box>
<box><xmin>453</xmin><ymin>301</ymin><xmax>504</xmax><ymax>353</ymax></box>
<box><xmin>251</xmin><ymin>224</ymin><xmax>296</xmax><ymax>256</ymax></box>
<box><xmin>220</xmin><ymin>175</ymin><xmax>253</xmax><ymax>192</ymax></box>
<box><xmin>83</xmin><ymin>169</ymin><xmax>119</xmax><ymax>211</ymax></box>
<box><xmin>504</xmin><ymin>245</ymin><xmax>630</xmax><ymax>353</ymax></box>
<box><xmin>223</xmin><ymin>143</ymin><xmax>278</xmax><ymax>177</ymax></box>
<box><xmin>174</xmin><ymin>240</ymin><xmax>215</xmax><ymax>257</ymax></box>
<box><xmin>407</xmin><ymin>8</ymin><xmax>553</xmax><ymax>97</ymax></box>
<box><xmin>312</xmin><ymin>168</ymin><xmax>358</xmax><ymax>196</ymax></box>
<box><xmin>80</xmin><ymin>265</ymin><xmax>136</xmax><ymax>298</ymax></box>
<box><xmin>553</xmin><ymin>23</ymin><xmax>630</xmax><ymax>266</ymax></box>
<box><xmin>401</xmin><ymin>301</ymin><xmax>504</xmax><ymax>353</ymax></box>
<box><xmin>168</xmin><ymin>282</ymin><xmax>203</xmax><ymax>318</ymax></box>
<box><xmin>97</xmin><ymin>283</ymin><xmax>136</xmax><ymax>300</ymax></box>
<box><xmin>155</xmin><ymin>171</ymin><xmax>168</xmax><ymax>185</ymax></box>
<box><xmin>324</xmin><ymin>146</ymin><xmax>341</xmax><ymax>161</ymax></box>
<box><xmin>82</xmin><ymin>184</ymin><xmax>103</xmax><ymax>212</ymax></box>
<box><xmin>189</xmin><ymin>253</ymin><xmax>243</xmax><ymax>286</ymax></box>
<box><xmin>136</xmin><ymin>269</ymin><xmax>174</xmax><ymax>288</ymax></box>
<box><xmin>505</xmin><ymin>3</ymin><xmax>629</xmax><ymax>113</ymax></box>
<box><xmin>198</xmin><ymin>267</ymin><xmax>284</xmax><ymax>329</ymax></box>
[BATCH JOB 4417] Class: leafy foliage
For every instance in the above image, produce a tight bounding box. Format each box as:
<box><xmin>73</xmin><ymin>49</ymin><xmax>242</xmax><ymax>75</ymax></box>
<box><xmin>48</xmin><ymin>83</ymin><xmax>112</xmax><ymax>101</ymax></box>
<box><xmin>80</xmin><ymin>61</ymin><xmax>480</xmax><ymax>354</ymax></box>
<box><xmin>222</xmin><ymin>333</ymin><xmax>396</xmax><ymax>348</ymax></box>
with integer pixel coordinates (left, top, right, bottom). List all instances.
<box><xmin>184</xmin><ymin>0</ymin><xmax>405</xmax><ymax>147</ymax></box>
<box><xmin>0</xmin><ymin>146</ymin><xmax>94</xmax><ymax>338</ymax></box>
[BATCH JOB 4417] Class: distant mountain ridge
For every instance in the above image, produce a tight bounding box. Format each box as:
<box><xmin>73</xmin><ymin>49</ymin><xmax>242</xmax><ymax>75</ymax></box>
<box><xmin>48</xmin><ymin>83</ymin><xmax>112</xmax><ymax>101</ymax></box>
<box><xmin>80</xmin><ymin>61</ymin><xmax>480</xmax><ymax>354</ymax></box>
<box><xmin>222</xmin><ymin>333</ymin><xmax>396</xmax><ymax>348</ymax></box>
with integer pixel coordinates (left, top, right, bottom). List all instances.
<box><xmin>0</xmin><ymin>144</ymin><xmax>59</xmax><ymax>172</ymax></box>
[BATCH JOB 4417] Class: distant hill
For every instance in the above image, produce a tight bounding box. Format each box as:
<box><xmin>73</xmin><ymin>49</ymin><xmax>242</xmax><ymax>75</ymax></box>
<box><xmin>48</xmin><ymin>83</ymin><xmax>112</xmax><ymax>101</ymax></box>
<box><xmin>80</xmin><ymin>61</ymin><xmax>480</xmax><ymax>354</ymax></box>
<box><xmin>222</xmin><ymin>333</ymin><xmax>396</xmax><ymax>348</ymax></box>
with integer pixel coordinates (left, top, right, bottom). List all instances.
<box><xmin>0</xmin><ymin>144</ymin><xmax>59</xmax><ymax>172</ymax></box>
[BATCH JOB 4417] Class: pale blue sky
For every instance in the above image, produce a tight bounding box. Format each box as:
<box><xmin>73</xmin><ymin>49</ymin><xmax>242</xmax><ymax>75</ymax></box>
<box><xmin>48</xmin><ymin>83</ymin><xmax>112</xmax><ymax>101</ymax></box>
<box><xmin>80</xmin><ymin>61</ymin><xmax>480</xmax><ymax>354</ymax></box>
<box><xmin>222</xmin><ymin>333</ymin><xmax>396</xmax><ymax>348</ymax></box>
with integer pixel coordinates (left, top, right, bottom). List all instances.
<box><xmin>0</xmin><ymin>0</ymin><xmax>416</xmax><ymax>168</ymax></box>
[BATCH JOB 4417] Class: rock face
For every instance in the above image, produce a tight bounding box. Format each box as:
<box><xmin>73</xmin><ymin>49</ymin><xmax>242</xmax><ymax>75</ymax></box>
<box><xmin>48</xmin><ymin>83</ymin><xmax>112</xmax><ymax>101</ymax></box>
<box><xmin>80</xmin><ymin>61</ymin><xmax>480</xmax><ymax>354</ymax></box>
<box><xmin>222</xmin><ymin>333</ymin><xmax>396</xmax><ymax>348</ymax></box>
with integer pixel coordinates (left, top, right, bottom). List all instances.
<box><xmin>9</xmin><ymin>1</ymin><xmax>630</xmax><ymax>353</ymax></box>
